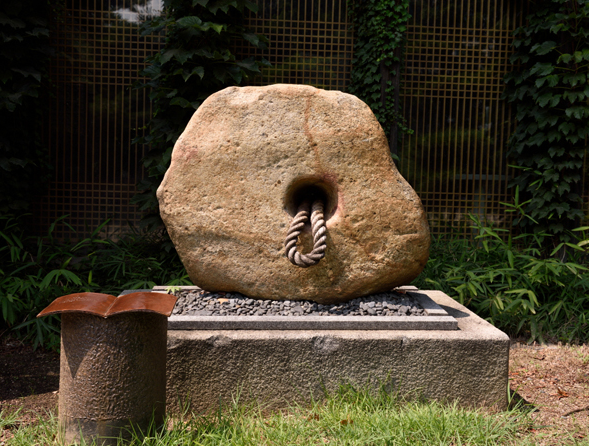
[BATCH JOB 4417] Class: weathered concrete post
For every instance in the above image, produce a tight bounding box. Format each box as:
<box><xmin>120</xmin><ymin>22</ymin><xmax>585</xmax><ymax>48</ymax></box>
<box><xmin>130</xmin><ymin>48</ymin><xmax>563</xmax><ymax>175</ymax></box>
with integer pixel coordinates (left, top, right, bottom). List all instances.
<box><xmin>38</xmin><ymin>292</ymin><xmax>176</xmax><ymax>445</ymax></box>
<box><xmin>58</xmin><ymin>312</ymin><xmax>166</xmax><ymax>445</ymax></box>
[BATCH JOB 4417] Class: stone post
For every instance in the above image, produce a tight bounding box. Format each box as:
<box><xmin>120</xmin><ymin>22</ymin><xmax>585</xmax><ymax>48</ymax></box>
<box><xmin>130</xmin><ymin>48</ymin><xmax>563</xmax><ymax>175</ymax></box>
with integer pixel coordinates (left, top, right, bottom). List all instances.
<box><xmin>37</xmin><ymin>291</ymin><xmax>176</xmax><ymax>445</ymax></box>
<box><xmin>58</xmin><ymin>312</ymin><xmax>167</xmax><ymax>445</ymax></box>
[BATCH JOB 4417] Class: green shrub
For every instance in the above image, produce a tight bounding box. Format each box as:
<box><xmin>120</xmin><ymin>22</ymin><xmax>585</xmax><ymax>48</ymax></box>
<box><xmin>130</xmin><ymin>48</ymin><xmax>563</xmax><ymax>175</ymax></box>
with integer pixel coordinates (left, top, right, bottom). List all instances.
<box><xmin>0</xmin><ymin>214</ymin><xmax>191</xmax><ymax>349</ymax></box>
<box><xmin>4</xmin><ymin>200</ymin><xmax>589</xmax><ymax>349</ymax></box>
<box><xmin>133</xmin><ymin>0</ymin><xmax>269</xmax><ymax>229</ymax></box>
<box><xmin>414</xmin><ymin>192</ymin><xmax>589</xmax><ymax>344</ymax></box>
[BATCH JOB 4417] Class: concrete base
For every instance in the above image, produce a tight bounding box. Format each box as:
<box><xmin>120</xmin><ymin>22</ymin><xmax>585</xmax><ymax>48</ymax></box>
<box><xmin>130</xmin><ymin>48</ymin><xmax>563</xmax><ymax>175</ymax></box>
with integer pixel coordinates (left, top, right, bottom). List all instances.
<box><xmin>166</xmin><ymin>290</ymin><xmax>509</xmax><ymax>412</ymax></box>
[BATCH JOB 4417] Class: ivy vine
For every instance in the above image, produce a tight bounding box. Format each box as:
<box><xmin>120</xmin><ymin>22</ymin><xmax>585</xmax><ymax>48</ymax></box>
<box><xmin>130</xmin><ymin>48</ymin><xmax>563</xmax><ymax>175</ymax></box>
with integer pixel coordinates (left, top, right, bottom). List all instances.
<box><xmin>134</xmin><ymin>0</ymin><xmax>269</xmax><ymax>228</ymax></box>
<box><xmin>347</xmin><ymin>0</ymin><xmax>411</xmax><ymax>153</ymax></box>
<box><xmin>0</xmin><ymin>0</ymin><xmax>52</xmax><ymax>212</ymax></box>
<box><xmin>504</xmin><ymin>0</ymin><xmax>589</xmax><ymax>235</ymax></box>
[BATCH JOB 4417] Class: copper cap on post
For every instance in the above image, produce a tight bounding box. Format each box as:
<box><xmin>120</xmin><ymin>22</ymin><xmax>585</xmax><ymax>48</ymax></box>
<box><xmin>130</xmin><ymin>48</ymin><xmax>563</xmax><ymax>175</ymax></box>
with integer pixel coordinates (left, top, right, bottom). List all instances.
<box><xmin>37</xmin><ymin>291</ymin><xmax>177</xmax><ymax>318</ymax></box>
<box><xmin>37</xmin><ymin>291</ymin><xmax>177</xmax><ymax>446</ymax></box>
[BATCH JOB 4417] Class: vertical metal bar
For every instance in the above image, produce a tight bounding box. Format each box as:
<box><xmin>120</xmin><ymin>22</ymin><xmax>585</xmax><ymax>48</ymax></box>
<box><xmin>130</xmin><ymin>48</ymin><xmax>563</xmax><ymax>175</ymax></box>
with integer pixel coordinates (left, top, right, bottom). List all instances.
<box><xmin>465</xmin><ymin>0</ymin><xmax>477</xmax><ymax>222</ymax></box>
<box><xmin>424</xmin><ymin>0</ymin><xmax>436</xmax><ymax>226</ymax></box>
<box><xmin>484</xmin><ymin>0</ymin><xmax>494</xmax><ymax>223</ymax></box>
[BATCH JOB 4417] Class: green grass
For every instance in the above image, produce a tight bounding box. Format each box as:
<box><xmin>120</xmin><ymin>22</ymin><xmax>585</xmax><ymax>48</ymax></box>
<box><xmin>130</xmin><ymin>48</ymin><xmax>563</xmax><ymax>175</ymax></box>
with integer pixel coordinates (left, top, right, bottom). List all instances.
<box><xmin>0</xmin><ymin>409</ymin><xmax>56</xmax><ymax>446</ymax></box>
<box><xmin>1</xmin><ymin>385</ymin><xmax>540</xmax><ymax>446</ymax></box>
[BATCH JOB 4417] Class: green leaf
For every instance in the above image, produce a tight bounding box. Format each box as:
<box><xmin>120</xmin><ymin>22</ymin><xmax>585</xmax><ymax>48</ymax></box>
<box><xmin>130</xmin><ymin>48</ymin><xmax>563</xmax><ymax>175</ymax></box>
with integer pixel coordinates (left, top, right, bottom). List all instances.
<box><xmin>558</xmin><ymin>122</ymin><xmax>575</xmax><ymax>135</ymax></box>
<box><xmin>549</xmin><ymin>95</ymin><xmax>561</xmax><ymax>107</ymax></box>
<box><xmin>563</xmin><ymin>90</ymin><xmax>583</xmax><ymax>102</ymax></box>
<box><xmin>536</xmin><ymin>93</ymin><xmax>552</xmax><ymax>107</ymax></box>
<box><xmin>181</xmin><ymin>66</ymin><xmax>205</xmax><ymax>81</ymax></box>
<box><xmin>174</xmin><ymin>50</ymin><xmax>193</xmax><ymax>65</ymax></box>
<box><xmin>531</xmin><ymin>40</ymin><xmax>556</xmax><ymax>55</ymax></box>
<box><xmin>547</xmin><ymin>131</ymin><xmax>562</xmax><ymax>143</ymax></box>
<box><xmin>176</xmin><ymin>16</ymin><xmax>203</xmax><ymax>27</ymax></box>
<box><xmin>565</xmin><ymin>106</ymin><xmax>586</xmax><ymax>119</ymax></box>
<box><xmin>535</xmin><ymin>77</ymin><xmax>547</xmax><ymax>88</ymax></box>
<box><xmin>244</xmin><ymin>0</ymin><xmax>258</xmax><ymax>12</ymax></box>
<box><xmin>160</xmin><ymin>49</ymin><xmax>177</xmax><ymax>65</ymax></box>
<box><xmin>236</xmin><ymin>57</ymin><xmax>259</xmax><ymax>72</ymax></box>
<box><xmin>242</xmin><ymin>33</ymin><xmax>260</xmax><ymax>47</ymax></box>
<box><xmin>60</xmin><ymin>269</ymin><xmax>83</xmax><ymax>285</ymax></box>
<box><xmin>26</xmin><ymin>27</ymin><xmax>50</xmax><ymax>38</ymax></box>
<box><xmin>210</xmin><ymin>23</ymin><xmax>224</xmax><ymax>34</ymax></box>
<box><xmin>11</xmin><ymin>68</ymin><xmax>41</xmax><ymax>82</ymax></box>
<box><xmin>563</xmin><ymin>73</ymin><xmax>586</xmax><ymax>86</ymax></box>
<box><xmin>0</xmin><ymin>14</ymin><xmax>26</xmax><ymax>29</ymax></box>
<box><xmin>548</xmin><ymin>146</ymin><xmax>565</xmax><ymax>157</ymax></box>
<box><xmin>556</xmin><ymin>182</ymin><xmax>571</xmax><ymax>195</ymax></box>
<box><xmin>193</xmin><ymin>66</ymin><xmax>205</xmax><ymax>79</ymax></box>
<box><xmin>566</xmin><ymin>132</ymin><xmax>580</xmax><ymax>144</ymax></box>
<box><xmin>550</xmin><ymin>23</ymin><xmax>564</xmax><ymax>33</ymax></box>
<box><xmin>530</xmin><ymin>63</ymin><xmax>554</xmax><ymax>76</ymax></box>
<box><xmin>169</xmin><ymin>97</ymin><xmax>192</xmax><ymax>108</ymax></box>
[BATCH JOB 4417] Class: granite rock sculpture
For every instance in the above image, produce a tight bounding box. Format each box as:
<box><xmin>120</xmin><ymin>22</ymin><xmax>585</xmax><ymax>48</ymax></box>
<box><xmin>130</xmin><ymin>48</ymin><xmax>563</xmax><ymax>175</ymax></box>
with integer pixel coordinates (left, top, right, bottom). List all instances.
<box><xmin>157</xmin><ymin>84</ymin><xmax>430</xmax><ymax>303</ymax></box>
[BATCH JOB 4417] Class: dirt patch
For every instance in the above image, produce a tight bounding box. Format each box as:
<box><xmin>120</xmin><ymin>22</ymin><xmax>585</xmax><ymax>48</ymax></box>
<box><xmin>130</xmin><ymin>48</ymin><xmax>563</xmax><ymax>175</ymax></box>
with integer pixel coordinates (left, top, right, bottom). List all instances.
<box><xmin>1</xmin><ymin>335</ymin><xmax>588</xmax><ymax>444</ymax></box>
<box><xmin>0</xmin><ymin>337</ymin><xmax>59</xmax><ymax>442</ymax></box>
<box><xmin>510</xmin><ymin>342</ymin><xmax>589</xmax><ymax>444</ymax></box>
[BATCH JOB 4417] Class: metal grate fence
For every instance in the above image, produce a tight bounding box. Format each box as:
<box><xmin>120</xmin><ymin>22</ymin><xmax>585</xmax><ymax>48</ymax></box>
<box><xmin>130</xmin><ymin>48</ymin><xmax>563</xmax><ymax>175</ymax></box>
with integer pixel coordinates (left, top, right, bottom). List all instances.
<box><xmin>398</xmin><ymin>0</ymin><xmax>526</xmax><ymax>235</ymax></box>
<box><xmin>398</xmin><ymin>0</ymin><xmax>588</xmax><ymax>234</ymax></box>
<box><xmin>36</xmin><ymin>0</ymin><xmax>587</xmax><ymax>240</ymax></box>
<box><xmin>237</xmin><ymin>0</ymin><xmax>354</xmax><ymax>90</ymax></box>
<box><xmin>35</xmin><ymin>0</ymin><xmax>162</xmax><ymax>239</ymax></box>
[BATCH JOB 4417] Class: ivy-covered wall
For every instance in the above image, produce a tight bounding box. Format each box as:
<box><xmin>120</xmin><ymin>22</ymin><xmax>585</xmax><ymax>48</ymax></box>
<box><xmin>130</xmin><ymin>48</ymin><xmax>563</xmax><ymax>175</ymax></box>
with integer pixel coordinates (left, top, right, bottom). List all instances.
<box><xmin>347</xmin><ymin>0</ymin><xmax>411</xmax><ymax>153</ymax></box>
<box><xmin>504</xmin><ymin>0</ymin><xmax>589</xmax><ymax>235</ymax></box>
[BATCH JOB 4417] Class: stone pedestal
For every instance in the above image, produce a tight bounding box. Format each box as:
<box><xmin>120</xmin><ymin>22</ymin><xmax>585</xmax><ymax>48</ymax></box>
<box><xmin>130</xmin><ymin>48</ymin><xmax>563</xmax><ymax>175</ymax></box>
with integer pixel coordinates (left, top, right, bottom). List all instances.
<box><xmin>59</xmin><ymin>313</ymin><xmax>167</xmax><ymax>445</ymax></box>
<box><xmin>165</xmin><ymin>291</ymin><xmax>509</xmax><ymax>412</ymax></box>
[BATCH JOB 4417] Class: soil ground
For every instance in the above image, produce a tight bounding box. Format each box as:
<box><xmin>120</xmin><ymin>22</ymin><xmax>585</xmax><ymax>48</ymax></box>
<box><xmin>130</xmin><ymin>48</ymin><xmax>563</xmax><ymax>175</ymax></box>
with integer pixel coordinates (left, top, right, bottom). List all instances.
<box><xmin>509</xmin><ymin>341</ymin><xmax>589</xmax><ymax>444</ymax></box>
<box><xmin>1</xmin><ymin>336</ymin><xmax>588</xmax><ymax>444</ymax></box>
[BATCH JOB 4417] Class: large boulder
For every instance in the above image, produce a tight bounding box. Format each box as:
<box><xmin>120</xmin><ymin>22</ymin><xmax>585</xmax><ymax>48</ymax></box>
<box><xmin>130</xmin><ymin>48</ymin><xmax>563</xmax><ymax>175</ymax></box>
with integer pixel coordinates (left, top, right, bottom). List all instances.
<box><xmin>157</xmin><ymin>84</ymin><xmax>430</xmax><ymax>303</ymax></box>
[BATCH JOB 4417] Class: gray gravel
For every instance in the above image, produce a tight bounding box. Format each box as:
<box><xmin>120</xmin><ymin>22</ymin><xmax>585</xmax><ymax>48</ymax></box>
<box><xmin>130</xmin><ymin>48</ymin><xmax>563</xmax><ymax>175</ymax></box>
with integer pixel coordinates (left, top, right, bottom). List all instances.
<box><xmin>171</xmin><ymin>290</ymin><xmax>425</xmax><ymax>317</ymax></box>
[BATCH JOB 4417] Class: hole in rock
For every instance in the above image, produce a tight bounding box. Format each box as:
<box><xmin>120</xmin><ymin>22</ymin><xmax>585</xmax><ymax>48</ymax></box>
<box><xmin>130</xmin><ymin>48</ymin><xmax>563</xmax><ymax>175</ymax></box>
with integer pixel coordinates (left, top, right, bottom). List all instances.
<box><xmin>284</xmin><ymin>177</ymin><xmax>338</xmax><ymax>224</ymax></box>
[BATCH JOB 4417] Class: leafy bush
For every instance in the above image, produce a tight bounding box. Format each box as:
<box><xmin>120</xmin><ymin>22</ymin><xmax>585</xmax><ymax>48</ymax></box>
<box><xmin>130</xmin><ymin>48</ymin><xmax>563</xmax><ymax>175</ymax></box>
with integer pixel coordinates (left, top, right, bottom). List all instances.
<box><xmin>0</xmin><ymin>214</ymin><xmax>191</xmax><ymax>349</ymax></box>
<box><xmin>4</xmin><ymin>201</ymin><xmax>589</xmax><ymax>349</ymax></box>
<box><xmin>414</xmin><ymin>193</ymin><xmax>589</xmax><ymax>344</ymax></box>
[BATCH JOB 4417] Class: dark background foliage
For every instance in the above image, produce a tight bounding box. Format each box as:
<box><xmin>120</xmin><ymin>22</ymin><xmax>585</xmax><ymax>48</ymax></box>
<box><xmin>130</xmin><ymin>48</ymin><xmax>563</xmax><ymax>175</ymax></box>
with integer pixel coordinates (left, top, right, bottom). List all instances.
<box><xmin>0</xmin><ymin>0</ymin><xmax>53</xmax><ymax>213</ymax></box>
<box><xmin>347</xmin><ymin>0</ymin><xmax>412</xmax><ymax>154</ymax></box>
<box><xmin>504</xmin><ymin>0</ymin><xmax>589</xmax><ymax>237</ymax></box>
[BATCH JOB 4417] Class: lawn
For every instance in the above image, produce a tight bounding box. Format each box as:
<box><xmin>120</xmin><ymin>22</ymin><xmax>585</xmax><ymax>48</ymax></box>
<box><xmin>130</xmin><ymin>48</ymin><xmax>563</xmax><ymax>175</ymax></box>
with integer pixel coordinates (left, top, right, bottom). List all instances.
<box><xmin>1</xmin><ymin>338</ymin><xmax>588</xmax><ymax>445</ymax></box>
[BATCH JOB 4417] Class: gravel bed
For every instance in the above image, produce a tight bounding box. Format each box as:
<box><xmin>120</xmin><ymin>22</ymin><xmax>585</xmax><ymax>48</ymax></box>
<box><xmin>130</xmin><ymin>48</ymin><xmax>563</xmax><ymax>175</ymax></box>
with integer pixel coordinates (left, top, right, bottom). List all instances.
<box><xmin>171</xmin><ymin>290</ymin><xmax>425</xmax><ymax>317</ymax></box>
